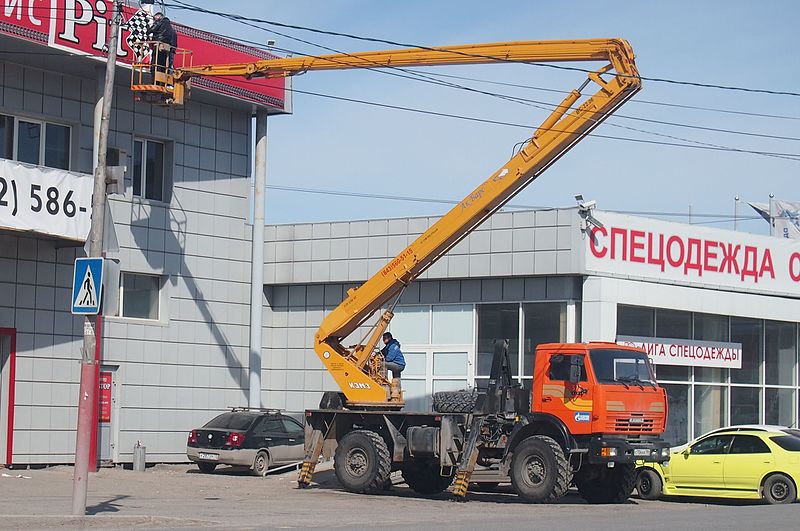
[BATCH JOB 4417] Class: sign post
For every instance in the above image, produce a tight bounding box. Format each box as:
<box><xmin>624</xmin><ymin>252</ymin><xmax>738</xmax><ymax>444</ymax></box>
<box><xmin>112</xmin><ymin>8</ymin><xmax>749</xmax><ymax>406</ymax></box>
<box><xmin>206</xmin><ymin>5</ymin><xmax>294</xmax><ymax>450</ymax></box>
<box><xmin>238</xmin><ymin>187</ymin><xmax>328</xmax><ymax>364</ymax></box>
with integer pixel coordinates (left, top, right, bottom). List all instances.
<box><xmin>71</xmin><ymin>258</ymin><xmax>104</xmax><ymax>315</ymax></box>
<box><xmin>71</xmin><ymin>1</ymin><xmax>121</xmax><ymax>516</ymax></box>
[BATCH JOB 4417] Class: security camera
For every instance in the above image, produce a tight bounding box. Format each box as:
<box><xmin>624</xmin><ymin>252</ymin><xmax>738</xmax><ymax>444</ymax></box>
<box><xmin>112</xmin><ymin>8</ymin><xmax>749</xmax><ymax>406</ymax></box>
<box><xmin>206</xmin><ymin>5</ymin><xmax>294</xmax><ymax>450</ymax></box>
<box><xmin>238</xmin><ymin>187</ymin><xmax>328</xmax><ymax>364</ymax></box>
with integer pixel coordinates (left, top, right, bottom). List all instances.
<box><xmin>575</xmin><ymin>194</ymin><xmax>596</xmax><ymax>211</ymax></box>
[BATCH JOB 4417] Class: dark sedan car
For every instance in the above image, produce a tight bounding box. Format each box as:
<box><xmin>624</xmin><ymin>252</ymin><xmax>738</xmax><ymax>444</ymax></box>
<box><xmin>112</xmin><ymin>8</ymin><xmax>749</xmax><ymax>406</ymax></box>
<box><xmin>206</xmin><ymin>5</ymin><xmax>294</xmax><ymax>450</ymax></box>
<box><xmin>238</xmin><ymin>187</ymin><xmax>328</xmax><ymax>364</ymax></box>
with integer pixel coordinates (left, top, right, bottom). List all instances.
<box><xmin>187</xmin><ymin>408</ymin><xmax>305</xmax><ymax>476</ymax></box>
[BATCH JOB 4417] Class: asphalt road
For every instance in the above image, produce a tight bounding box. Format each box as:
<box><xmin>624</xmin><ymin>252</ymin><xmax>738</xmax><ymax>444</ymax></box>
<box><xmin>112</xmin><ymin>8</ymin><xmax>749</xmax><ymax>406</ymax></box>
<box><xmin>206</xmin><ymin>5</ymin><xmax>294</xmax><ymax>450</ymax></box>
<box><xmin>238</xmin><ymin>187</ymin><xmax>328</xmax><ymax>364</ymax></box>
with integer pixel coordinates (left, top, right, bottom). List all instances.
<box><xmin>0</xmin><ymin>463</ymin><xmax>796</xmax><ymax>530</ymax></box>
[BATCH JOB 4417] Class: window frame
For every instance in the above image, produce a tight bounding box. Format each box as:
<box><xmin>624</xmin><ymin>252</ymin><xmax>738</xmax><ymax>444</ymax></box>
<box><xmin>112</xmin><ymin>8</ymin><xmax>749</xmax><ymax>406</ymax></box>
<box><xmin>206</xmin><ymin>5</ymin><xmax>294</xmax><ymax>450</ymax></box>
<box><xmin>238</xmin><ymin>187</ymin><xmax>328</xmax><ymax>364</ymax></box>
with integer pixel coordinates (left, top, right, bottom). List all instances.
<box><xmin>1</xmin><ymin>113</ymin><xmax>72</xmax><ymax>170</ymax></box>
<box><xmin>690</xmin><ymin>434</ymin><xmax>734</xmax><ymax>455</ymax></box>
<box><xmin>132</xmin><ymin>137</ymin><xmax>167</xmax><ymax>202</ymax></box>
<box><xmin>117</xmin><ymin>272</ymin><xmax>163</xmax><ymax>322</ymax></box>
<box><xmin>729</xmin><ymin>434</ymin><xmax>771</xmax><ymax>455</ymax></box>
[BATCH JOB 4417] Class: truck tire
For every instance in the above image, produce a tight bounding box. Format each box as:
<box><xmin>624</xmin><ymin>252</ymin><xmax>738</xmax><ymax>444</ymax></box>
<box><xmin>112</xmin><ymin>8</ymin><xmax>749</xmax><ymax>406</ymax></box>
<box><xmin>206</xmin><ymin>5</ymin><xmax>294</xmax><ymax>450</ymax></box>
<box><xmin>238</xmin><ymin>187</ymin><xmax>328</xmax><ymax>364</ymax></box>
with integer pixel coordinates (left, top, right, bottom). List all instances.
<box><xmin>433</xmin><ymin>390</ymin><xmax>477</xmax><ymax>413</ymax></box>
<box><xmin>401</xmin><ymin>458</ymin><xmax>454</xmax><ymax>495</ymax></box>
<box><xmin>334</xmin><ymin>430</ymin><xmax>391</xmax><ymax>494</ymax></box>
<box><xmin>510</xmin><ymin>435</ymin><xmax>571</xmax><ymax>503</ymax></box>
<box><xmin>576</xmin><ymin>463</ymin><xmax>637</xmax><ymax>504</ymax></box>
<box><xmin>635</xmin><ymin>468</ymin><xmax>662</xmax><ymax>500</ymax></box>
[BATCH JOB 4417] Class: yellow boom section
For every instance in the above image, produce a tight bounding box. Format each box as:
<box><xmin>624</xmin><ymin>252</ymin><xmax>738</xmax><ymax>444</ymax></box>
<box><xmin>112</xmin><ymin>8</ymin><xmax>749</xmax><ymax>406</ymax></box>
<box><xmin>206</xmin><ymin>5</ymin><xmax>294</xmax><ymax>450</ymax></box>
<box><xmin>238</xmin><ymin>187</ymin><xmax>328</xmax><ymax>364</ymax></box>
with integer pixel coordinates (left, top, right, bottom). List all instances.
<box><xmin>148</xmin><ymin>39</ymin><xmax>641</xmax><ymax>406</ymax></box>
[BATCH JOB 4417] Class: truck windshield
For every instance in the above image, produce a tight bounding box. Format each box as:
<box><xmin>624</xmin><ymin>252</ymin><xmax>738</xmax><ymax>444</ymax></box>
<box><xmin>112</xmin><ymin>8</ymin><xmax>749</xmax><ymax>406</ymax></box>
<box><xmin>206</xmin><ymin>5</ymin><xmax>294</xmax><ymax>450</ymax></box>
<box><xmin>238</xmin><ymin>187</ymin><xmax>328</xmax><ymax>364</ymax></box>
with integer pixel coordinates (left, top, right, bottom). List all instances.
<box><xmin>589</xmin><ymin>349</ymin><xmax>655</xmax><ymax>386</ymax></box>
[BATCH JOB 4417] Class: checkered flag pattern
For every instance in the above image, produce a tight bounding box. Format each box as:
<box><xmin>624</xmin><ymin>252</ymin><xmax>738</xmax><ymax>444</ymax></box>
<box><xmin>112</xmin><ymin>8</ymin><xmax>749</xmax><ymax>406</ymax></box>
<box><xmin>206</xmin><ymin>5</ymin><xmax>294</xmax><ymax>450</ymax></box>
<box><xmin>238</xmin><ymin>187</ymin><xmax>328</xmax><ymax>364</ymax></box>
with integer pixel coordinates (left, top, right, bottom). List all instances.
<box><xmin>124</xmin><ymin>9</ymin><xmax>154</xmax><ymax>63</ymax></box>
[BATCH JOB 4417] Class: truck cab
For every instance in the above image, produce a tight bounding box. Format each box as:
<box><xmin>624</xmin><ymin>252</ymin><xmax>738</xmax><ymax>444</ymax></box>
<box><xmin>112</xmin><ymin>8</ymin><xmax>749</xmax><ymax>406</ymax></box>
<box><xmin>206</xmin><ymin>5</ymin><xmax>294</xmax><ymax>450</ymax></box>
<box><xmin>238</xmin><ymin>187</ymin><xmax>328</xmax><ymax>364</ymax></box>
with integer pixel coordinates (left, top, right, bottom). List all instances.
<box><xmin>533</xmin><ymin>342</ymin><xmax>667</xmax><ymax>460</ymax></box>
<box><xmin>531</xmin><ymin>342</ymin><xmax>667</xmax><ymax>438</ymax></box>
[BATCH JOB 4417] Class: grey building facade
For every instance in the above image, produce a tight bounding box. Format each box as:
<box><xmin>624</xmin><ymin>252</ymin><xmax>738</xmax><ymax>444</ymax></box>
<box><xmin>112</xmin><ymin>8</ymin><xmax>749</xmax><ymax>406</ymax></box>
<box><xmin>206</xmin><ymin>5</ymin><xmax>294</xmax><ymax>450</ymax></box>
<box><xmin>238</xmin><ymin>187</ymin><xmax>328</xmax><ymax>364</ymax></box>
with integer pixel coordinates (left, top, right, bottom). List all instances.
<box><xmin>0</xmin><ymin>18</ymin><xmax>286</xmax><ymax>464</ymax></box>
<box><xmin>262</xmin><ymin>208</ymin><xmax>800</xmax><ymax>447</ymax></box>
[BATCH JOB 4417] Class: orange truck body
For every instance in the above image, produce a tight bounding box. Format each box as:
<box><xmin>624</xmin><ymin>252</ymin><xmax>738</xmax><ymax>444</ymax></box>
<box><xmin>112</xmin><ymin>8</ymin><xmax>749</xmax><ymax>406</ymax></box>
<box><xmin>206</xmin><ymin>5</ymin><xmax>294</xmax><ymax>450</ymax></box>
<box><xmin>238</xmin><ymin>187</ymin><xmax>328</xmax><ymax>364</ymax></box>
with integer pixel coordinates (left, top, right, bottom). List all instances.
<box><xmin>532</xmin><ymin>342</ymin><xmax>668</xmax><ymax>438</ymax></box>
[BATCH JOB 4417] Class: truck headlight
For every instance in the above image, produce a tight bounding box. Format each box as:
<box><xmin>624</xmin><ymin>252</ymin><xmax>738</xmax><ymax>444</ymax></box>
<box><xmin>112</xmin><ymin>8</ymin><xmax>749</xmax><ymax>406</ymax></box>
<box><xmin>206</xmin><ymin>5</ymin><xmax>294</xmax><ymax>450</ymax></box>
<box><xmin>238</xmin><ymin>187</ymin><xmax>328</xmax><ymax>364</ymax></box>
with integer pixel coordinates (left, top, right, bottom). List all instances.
<box><xmin>661</xmin><ymin>448</ymin><xmax>670</xmax><ymax>457</ymax></box>
<box><xmin>601</xmin><ymin>447</ymin><xmax>618</xmax><ymax>457</ymax></box>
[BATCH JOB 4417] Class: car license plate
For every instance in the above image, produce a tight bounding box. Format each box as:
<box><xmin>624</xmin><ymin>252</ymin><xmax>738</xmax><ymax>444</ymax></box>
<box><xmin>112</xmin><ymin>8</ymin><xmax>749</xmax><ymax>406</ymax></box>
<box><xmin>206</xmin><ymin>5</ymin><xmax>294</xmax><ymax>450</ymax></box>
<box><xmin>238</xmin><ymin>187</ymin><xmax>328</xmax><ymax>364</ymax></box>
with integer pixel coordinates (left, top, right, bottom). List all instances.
<box><xmin>633</xmin><ymin>449</ymin><xmax>651</xmax><ymax>457</ymax></box>
<box><xmin>198</xmin><ymin>452</ymin><xmax>219</xmax><ymax>461</ymax></box>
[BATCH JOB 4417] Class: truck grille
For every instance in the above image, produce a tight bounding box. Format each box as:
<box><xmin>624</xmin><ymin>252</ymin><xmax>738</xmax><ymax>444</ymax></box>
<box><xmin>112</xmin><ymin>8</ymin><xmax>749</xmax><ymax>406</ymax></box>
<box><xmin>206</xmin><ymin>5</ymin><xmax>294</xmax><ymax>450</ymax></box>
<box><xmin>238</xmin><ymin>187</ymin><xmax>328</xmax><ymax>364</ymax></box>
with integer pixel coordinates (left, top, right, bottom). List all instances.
<box><xmin>607</xmin><ymin>414</ymin><xmax>661</xmax><ymax>433</ymax></box>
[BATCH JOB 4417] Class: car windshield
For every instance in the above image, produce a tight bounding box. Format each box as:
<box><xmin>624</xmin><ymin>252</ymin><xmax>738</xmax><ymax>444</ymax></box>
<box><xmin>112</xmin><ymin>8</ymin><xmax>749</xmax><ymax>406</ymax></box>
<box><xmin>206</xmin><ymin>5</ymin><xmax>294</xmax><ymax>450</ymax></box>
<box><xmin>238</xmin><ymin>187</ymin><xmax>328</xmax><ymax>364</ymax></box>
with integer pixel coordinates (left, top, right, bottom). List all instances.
<box><xmin>782</xmin><ymin>429</ymin><xmax>800</xmax><ymax>438</ymax></box>
<box><xmin>589</xmin><ymin>349</ymin><xmax>655</xmax><ymax>385</ymax></box>
<box><xmin>772</xmin><ymin>435</ymin><xmax>800</xmax><ymax>452</ymax></box>
<box><xmin>203</xmin><ymin>413</ymin><xmax>256</xmax><ymax>431</ymax></box>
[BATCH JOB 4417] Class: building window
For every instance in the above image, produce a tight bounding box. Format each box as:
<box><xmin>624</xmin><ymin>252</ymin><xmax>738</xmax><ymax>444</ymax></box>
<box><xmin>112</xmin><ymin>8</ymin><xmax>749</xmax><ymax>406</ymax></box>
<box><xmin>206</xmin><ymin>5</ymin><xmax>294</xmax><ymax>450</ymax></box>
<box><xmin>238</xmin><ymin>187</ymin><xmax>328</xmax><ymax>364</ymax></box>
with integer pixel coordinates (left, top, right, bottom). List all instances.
<box><xmin>477</xmin><ymin>304</ymin><xmax>519</xmax><ymax>377</ymax></box>
<box><xmin>44</xmin><ymin>123</ymin><xmax>71</xmax><ymax>169</ymax></box>
<box><xmin>0</xmin><ymin>114</ymin><xmax>13</xmax><ymax>159</ymax></box>
<box><xmin>431</xmin><ymin>304</ymin><xmax>473</xmax><ymax>345</ymax></box>
<box><xmin>120</xmin><ymin>273</ymin><xmax>161</xmax><ymax>320</ymax></box>
<box><xmin>523</xmin><ymin>302</ymin><xmax>566</xmax><ymax>377</ymax></box>
<box><xmin>0</xmin><ymin>113</ymin><xmax>71</xmax><ymax>170</ymax></box>
<box><xmin>731</xmin><ymin>318</ymin><xmax>762</xmax><ymax>385</ymax></box>
<box><xmin>694</xmin><ymin>313</ymin><xmax>729</xmax><ymax>383</ymax></box>
<box><xmin>731</xmin><ymin>386</ymin><xmax>760</xmax><ymax>425</ymax></box>
<box><xmin>133</xmin><ymin>139</ymin><xmax>165</xmax><ymax>201</ymax></box>
<box><xmin>661</xmin><ymin>383</ymin><xmax>689</xmax><ymax>446</ymax></box>
<box><xmin>617</xmin><ymin>305</ymin><xmax>654</xmax><ymax>337</ymax></box>
<box><xmin>765</xmin><ymin>321</ymin><xmax>796</xmax><ymax>387</ymax></box>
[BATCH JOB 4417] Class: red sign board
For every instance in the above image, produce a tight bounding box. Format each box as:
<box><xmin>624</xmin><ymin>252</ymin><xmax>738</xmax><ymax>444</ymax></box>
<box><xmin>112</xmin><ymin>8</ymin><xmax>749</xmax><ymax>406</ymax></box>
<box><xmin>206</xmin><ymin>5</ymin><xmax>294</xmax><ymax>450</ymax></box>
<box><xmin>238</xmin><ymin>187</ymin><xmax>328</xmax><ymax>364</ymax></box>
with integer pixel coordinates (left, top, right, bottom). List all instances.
<box><xmin>99</xmin><ymin>371</ymin><xmax>112</xmax><ymax>423</ymax></box>
<box><xmin>0</xmin><ymin>0</ymin><xmax>286</xmax><ymax>109</ymax></box>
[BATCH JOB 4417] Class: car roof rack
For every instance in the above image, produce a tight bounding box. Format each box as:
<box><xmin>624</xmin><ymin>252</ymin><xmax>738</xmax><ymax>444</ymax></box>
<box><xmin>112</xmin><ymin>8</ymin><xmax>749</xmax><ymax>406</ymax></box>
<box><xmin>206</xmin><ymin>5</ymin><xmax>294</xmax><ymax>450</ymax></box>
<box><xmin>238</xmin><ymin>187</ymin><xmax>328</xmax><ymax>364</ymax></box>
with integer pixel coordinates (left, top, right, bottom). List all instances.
<box><xmin>228</xmin><ymin>407</ymin><xmax>282</xmax><ymax>414</ymax></box>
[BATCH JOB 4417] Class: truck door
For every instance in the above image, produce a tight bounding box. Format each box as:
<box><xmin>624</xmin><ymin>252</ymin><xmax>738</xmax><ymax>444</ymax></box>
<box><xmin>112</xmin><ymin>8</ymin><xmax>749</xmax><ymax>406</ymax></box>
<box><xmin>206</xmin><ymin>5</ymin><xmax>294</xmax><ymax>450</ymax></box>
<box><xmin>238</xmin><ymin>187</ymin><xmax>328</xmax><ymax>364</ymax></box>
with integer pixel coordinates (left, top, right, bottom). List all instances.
<box><xmin>539</xmin><ymin>353</ymin><xmax>593</xmax><ymax>433</ymax></box>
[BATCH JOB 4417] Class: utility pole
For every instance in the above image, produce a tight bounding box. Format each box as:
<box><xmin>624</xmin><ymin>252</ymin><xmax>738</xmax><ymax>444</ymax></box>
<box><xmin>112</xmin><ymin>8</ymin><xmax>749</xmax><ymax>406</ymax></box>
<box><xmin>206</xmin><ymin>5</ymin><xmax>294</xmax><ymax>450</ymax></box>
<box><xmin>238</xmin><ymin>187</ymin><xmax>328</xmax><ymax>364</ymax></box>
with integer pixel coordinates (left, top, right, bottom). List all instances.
<box><xmin>72</xmin><ymin>1</ymin><xmax>121</xmax><ymax>516</ymax></box>
<box><xmin>249</xmin><ymin>110</ymin><xmax>268</xmax><ymax>408</ymax></box>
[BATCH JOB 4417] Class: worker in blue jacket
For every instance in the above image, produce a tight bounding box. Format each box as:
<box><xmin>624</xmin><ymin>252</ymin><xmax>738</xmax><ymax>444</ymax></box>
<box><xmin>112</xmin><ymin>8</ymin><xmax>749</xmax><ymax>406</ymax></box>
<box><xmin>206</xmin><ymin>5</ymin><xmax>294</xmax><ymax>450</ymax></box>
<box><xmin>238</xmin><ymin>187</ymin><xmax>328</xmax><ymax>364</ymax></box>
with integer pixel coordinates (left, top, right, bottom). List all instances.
<box><xmin>381</xmin><ymin>332</ymin><xmax>406</xmax><ymax>378</ymax></box>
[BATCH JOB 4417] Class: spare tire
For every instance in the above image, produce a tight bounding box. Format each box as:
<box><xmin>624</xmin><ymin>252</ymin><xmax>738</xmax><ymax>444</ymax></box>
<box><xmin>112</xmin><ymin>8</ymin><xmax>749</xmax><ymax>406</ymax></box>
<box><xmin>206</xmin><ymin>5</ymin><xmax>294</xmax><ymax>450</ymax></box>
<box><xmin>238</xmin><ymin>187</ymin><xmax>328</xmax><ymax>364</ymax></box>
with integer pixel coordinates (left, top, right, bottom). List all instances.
<box><xmin>433</xmin><ymin>390</ymin><xmax>477</xmax><ymax>413</ymax></box>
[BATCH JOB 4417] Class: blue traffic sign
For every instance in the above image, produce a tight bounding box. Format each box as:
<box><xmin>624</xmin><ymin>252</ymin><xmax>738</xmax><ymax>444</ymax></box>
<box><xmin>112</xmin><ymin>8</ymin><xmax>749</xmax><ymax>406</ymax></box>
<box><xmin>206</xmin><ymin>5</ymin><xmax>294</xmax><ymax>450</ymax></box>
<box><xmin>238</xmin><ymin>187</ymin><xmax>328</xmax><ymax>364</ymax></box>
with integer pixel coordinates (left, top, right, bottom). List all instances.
<box><xmin>72</xmin><ymin>257</ymin><xmax>104</xmax><ymax>315</ymax></box>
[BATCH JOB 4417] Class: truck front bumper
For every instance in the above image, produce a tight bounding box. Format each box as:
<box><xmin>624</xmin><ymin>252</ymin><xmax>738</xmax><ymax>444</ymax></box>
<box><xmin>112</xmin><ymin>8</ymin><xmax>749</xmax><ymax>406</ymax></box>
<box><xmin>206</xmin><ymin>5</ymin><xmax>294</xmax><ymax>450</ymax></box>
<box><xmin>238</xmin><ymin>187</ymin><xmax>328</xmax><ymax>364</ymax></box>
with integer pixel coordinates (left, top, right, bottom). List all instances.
<box><xmin>584</xmin><ymin>436</ymin><xmax>670</xmax><ymax>465</ymax></box>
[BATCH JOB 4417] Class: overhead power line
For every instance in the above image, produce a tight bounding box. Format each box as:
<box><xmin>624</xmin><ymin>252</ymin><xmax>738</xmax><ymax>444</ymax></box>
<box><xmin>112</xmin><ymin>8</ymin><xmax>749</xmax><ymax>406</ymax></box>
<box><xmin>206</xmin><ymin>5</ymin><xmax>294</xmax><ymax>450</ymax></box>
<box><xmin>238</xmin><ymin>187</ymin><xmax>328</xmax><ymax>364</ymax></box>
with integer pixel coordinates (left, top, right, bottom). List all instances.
<box><xmin>218</xmin><ymin>75</ymin><xmax>800</xmax><ymax>160</ymax></box>
<box><xmin>265</xmin><ymin>183</ymin><xmax>764</xmax><ymax>225</ymax></box>
<box><xmin>165</xmin><ymin>0</ymin><xmax>800</xmax><ymax>98</ymax></box>
<box><xmin>153</xmin><ymin>5</ymin><xmax>800</xmax><ymax>161</ymax></box>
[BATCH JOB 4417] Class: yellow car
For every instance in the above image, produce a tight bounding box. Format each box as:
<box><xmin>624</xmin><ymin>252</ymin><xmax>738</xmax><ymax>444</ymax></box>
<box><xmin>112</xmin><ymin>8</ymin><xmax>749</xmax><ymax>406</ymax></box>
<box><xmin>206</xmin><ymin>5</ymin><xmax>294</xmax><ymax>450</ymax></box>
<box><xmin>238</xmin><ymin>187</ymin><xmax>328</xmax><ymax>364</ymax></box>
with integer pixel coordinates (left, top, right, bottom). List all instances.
<box><xmin>636</xmin><ymin>429</ymin><xmax>800</xmax><ymax>504</ymax></box>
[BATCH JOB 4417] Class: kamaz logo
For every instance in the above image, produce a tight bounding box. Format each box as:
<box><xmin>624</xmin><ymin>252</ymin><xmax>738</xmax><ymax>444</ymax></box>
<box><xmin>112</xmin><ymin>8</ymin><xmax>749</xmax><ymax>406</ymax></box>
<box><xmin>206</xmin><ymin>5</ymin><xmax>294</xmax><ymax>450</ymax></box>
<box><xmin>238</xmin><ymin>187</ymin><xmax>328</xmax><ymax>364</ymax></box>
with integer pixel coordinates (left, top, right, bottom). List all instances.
<box><xmin>348</xmin><ymin>382</ymin><xmax>371</xmax><ymax>389</ymax></box>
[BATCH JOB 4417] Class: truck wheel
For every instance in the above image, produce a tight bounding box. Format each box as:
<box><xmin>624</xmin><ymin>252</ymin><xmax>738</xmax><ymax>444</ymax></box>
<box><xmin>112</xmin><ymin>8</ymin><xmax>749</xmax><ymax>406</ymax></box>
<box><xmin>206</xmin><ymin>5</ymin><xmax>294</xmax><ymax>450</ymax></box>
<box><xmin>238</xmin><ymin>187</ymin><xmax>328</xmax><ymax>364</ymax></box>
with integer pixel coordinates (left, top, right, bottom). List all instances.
<box><xmin>401</xmin><ymin>458</ymin><xmax>454</xmax><ymax>495</ymax></box>
<box><xmin>576</xmin><ymin>463</ymin><xmax>637</xmax><ymax>503</ymax></box>
<box><xmin>510</xmin><ymin>436</ymin><xmax>571</xmax><ymax>503</ymax></box>
<box><xmin>636</xmin><ymin>468</ymin><xmax>662</xmax><ymax>500</ymax></box>
<box><xmin>762</xmin><ymin>473</ymin><xmax>797</xmax><ymax>505</ymax></box>
<box><xmin>433</xmin><ymin>390</ymin><xmax>477</xmax><ymax>413</ymax></box>
<box><xmin>334</xmin><ymin>430</ymin><xmax>391</xmax><ymax>494</ymax></box>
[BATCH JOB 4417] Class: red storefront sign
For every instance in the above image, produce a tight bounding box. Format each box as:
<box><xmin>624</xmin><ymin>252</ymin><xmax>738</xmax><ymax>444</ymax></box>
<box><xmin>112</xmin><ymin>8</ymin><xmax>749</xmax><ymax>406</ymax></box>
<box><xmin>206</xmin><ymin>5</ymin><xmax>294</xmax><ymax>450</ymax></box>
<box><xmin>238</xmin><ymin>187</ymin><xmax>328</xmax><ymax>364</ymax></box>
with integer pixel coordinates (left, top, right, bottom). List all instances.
<box><xmin>98</xmin><ymin>371</ymin><xmax>112</xmax><ymax>423</ymax></box>
<box><xmin>0</xmin><ymin>0</ymin><xmax>286</xmax><ymax>109</ymax></box>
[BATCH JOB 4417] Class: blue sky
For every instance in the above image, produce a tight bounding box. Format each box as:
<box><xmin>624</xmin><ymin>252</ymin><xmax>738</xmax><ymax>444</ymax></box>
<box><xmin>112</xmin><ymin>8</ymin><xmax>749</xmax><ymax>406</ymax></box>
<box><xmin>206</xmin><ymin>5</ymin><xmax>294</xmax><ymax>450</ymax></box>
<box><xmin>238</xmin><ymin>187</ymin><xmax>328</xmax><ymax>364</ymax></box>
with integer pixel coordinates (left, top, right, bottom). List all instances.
<box><xmin>169</xmin><ymin>1</ymin><xmax>798</xmax><ymax>232</ymax></box>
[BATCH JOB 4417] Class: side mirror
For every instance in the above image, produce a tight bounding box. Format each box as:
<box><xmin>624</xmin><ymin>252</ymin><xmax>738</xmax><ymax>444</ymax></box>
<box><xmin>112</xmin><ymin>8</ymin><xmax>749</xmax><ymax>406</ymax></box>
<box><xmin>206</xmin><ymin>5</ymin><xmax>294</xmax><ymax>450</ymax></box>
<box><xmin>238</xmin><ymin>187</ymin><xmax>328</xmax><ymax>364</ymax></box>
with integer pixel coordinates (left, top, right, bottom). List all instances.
<box><xmin>682</xmin><ymin>447</ymin><xmax>691</xmax><ymax>457</ymax></box>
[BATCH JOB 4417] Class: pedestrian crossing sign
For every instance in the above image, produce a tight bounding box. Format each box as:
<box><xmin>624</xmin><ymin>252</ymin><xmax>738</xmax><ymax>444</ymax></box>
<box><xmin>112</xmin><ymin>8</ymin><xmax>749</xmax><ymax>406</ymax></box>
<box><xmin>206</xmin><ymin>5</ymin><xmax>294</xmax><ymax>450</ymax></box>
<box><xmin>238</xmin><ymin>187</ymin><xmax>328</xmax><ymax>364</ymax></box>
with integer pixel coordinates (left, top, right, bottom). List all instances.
<box><xmin>72</xmin><ymin>258</ymin><xmax>104</xmax><ymax>315</ymax></box>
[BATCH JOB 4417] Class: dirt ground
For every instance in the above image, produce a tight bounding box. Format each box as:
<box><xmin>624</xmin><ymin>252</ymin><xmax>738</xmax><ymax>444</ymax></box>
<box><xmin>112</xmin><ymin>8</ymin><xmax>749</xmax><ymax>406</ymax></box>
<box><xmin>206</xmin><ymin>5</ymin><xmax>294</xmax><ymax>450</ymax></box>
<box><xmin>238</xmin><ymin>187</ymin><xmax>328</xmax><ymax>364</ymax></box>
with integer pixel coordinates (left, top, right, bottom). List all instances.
<box><xmin>0</xmin><ymin>463</ymin><xmax>797</xmax><ymax>530</ymax></box>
